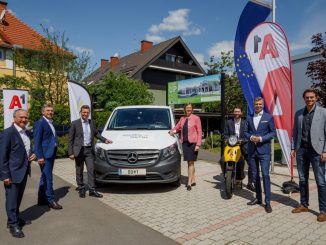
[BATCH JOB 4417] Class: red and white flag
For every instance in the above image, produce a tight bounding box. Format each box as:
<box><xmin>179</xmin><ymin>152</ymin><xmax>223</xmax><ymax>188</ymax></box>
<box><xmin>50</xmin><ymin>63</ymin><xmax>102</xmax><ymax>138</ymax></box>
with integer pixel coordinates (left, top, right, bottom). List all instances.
<box><xmin>245</xmin><ymin>22</ymin><xmax>294</xmax><ymax>176</ymax></box>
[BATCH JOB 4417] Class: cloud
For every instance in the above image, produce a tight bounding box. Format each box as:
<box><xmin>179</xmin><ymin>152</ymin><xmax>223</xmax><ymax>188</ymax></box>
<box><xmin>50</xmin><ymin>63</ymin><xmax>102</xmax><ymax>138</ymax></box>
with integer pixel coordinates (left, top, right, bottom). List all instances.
<box><xmin>113</xmin><ymin>53</ymin><xmax>119</xmax><ymax>57</ymax></box>
<box><xmin>69</xmin><ymin>45</ymin><xmax>94</xmax><ymax>55</ymax></box>
<box><xmin>193</xmin><ymin>52</ymin><xmax>207</xmax><ymax>70</ymax></box>
<box><xmin>146</xmin><ymin>8</ymin><xmax>202</xmax><ymax>43</ymax></box>
<box><xmin>208</xmin><ymin>40</ymin><xmax>234</xmax><ymax>58</ymax></box>
<box><xmin>145</xmin><ymin>34</ymin><xmax>165</xmax><ymax>43</ymax></box>
<box><xmin>290</xmin><ymin>6</ymin><xmax>326</xmax><ymax>53</ymax></box>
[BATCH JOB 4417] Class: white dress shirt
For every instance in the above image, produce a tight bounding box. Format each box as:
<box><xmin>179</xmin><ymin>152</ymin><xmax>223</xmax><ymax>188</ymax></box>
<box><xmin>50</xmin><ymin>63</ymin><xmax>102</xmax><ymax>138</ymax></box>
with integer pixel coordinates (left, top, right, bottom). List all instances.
<box><xmin>252</xmin><ymin>111</ymin><xmax>263</xmax><ymax>142</ymax></box>
<box><xmin>14</xmin><ymin>123</ymin><xmax>31</xmax><ymax>156</ymax></box>
<box><xmin>43</xmin><ymin>116</ymin><xmax>56</xmax><ymax>136</ymax></box>
<box><xmin>234</xmin><ymin>119</ymin><xmax>241</xmax><ymax>138</ymax></box>
<box><xmin>82</xmin><ymin>119</ymin><xmax>91</xmax><ymax>146</ymax></box>
<box><xmin>253</xmin><ymin>111</ymin><xmax>263</xmax><ymax>130</ymax></box>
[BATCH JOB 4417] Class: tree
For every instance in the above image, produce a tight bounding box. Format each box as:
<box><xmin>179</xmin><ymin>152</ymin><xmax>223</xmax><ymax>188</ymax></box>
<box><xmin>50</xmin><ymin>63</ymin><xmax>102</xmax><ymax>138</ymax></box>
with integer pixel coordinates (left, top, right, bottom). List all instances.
<box><xmin>88</xmin><ymin>72</ymin><xmax>154</xmax><ymax>112</ymax></box>
<box><xmin>204</xmin><ymin>51</ymin><xmax>247</xmax><ymax>114</ymax></box>
<box><xmin>14</xmin><ymin>25</ymin><xmax>93</xmax><ymax>105</ymax></box>
<box><xmin>306</xmin><ymin>32</ymin><xmax>326</xmax><ymax>107</ymax></box>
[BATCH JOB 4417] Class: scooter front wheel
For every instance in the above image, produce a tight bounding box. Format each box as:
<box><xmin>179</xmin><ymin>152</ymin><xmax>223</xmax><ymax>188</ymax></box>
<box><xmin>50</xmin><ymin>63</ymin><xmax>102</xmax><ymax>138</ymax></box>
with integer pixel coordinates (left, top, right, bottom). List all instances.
<box><xmin>225</xmin><ymin>170</ymin><xmax>233</xmax><ymax>199</ymax></box>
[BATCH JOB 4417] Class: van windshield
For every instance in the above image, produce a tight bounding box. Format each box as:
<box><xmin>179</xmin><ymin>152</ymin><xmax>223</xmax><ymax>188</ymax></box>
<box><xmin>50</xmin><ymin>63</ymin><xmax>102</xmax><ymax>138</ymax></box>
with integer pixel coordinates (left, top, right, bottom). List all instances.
<box><xmin>107</xmin><ymin>108</ymin><xmax>172</xmax><ymax>130</ymax></box>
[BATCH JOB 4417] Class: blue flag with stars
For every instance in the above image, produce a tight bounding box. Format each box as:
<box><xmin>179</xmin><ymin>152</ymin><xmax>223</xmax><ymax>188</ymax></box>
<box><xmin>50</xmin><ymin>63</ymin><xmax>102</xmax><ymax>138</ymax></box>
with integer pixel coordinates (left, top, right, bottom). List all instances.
<box><xmin>234</xmin><ymin>1</ymin><xmax>271</xmax><ymax>115</ymax></box>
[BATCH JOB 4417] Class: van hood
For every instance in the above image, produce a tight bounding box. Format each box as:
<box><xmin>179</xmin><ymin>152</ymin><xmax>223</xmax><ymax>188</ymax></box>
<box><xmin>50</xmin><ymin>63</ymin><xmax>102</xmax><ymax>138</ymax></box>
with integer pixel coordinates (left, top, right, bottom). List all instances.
<box><xmin>96</xmin><ymin>130</ymin><xmax>178</xmax><ymax>150</ymax></box>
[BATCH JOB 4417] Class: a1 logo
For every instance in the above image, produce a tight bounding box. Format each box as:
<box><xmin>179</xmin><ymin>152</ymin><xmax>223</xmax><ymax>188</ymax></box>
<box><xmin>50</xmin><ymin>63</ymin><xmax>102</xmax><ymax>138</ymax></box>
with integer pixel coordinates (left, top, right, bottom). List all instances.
<box><xmin>9</xmin><ymin>94</ymin><xmax>25</xmax><ymax>109</ymax></box>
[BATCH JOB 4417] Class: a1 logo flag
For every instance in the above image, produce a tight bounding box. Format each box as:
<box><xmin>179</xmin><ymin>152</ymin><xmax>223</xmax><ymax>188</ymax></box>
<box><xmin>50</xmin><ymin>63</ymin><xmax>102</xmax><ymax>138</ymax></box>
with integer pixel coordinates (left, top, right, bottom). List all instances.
<box><xmin>3</xmin><ymin>89</ymin><xmax>28</xmax><ymax>129</ymax></box>
<box><xmin>245</xmin><ymin>22</ymin><xmax>294</xmax><ymax>175</ymax></box>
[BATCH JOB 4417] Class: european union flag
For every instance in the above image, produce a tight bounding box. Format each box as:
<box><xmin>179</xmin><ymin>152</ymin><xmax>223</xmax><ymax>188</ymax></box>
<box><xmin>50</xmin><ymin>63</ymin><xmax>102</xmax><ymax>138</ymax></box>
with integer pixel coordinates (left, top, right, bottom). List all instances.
<box><xmin>234</xmin><ymin>1</ymin><xmax>271</xmax><ymax>115</ymax></box>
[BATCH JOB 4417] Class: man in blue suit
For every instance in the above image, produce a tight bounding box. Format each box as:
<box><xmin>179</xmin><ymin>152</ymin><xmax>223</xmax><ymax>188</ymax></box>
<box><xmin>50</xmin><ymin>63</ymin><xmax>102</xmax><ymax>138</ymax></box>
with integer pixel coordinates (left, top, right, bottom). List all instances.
<box><xmin>33</xmin><ymin>104</ymin><xmax>62</xmax><ymax>209</ymax></box>
<box><xmin>0</xmin><ymin>109</ymin><xmax>36</xmax><ymax>238</ymax></box>
<box><xmin>245</xmin><ymin>97</ymin><xmax>276</xmax><ymax>213</ymax></box>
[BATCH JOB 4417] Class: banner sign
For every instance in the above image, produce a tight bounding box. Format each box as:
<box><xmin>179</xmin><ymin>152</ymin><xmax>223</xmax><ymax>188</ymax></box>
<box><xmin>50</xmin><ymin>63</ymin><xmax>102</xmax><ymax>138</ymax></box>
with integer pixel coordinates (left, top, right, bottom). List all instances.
<box><xmin>3</xmin><ymin>89</ymin><xmax>28</xmax><ymax>129</ymax></box>
<box><xmin>168</xmin><ymin>74</ymin><xmax>221</xmax><ymax>105</ymax></box>
<box><xmin>234</xmin><ymin>0</ymin><xmax>271</xmax><ymax>115</ymax></box>
<box><xmin>68</xmin><ymin>80</ymin><xmax>92</xmax><ymax>122</ymax></box>
<box><xmin>245</xmin><ymin>22</ymin><xmax>294</xmax><ymax>175</ymax></box>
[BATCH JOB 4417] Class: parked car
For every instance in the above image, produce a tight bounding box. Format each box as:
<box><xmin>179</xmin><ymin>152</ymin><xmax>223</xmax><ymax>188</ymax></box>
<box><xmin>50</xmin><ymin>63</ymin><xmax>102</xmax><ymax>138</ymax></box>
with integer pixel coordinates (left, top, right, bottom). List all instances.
<box><xmin>94</xmin><ymin>105</ymin><xmax>181</xmax><ymax>186</ymax></box>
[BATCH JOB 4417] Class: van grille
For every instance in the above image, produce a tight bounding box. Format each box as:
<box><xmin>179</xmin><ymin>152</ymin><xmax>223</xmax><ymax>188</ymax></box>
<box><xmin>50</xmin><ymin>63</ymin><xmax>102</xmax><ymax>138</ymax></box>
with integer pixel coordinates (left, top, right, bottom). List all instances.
<box><xmin>106</xmin><ymin>150</ymin><xmax>160</xmax><ymax>167</ymax></box>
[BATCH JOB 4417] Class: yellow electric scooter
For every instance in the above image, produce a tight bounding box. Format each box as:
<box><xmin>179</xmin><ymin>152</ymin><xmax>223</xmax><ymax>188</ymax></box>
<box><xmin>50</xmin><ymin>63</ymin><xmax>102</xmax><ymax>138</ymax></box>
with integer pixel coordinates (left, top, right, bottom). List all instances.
<box><xmin>223</xmin><ymin>135</ymin><xmax>245</xmax><ymax>199</ymax></box>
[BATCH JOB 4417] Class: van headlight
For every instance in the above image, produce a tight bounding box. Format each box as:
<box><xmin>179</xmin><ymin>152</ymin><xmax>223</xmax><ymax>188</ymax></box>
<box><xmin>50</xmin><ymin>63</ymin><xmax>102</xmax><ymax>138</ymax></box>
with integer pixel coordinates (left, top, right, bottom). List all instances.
<box><xmin>95</xmin><ymin>145</ymin><xmax>106</xmax><ymax>160</ymax></box>
<box><xmin>162</xmin><ymin>143</ymin><xmax>177</xmax><ymax>159</ymax></box>
<box><xmin>228</xmin><ymin>135</ymin><xmax>238</xmax><ymax>146</ymax></box>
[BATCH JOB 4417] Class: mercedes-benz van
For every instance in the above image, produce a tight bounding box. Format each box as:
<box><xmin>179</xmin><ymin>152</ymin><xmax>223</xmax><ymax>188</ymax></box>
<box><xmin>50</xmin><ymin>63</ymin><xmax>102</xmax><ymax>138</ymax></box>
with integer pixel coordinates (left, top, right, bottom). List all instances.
<box><xmin>94</xmin><ymin>105</ymin><xmax>181</xmax><ymax>186</ymax></box>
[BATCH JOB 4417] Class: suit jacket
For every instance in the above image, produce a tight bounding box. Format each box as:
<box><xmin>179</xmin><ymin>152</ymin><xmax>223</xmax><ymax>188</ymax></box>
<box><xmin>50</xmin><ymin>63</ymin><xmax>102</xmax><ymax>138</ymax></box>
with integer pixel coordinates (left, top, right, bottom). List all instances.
<box><xmin>172</xmin><ymin>114</ymin><xmax>202</xmax><ymax>146</ymax></box>
<box><xmin>68</xmin><ymin>118</ymin><xmax>106</xmax><ymax>156</ymax></box>
<box><xmin>33</xmin><ymin>117</ymin><xmax>58</xmax><ymax>159</ymax></box>
<box><xmin>0</xmin><ymin>125</ymin><xmax>31</xmax><ymax>183</ymax></box>
<box><xmin>292</xmin><ymin>105</ymin><xmax>326</xmax><ymax>154</ymax></box>
<box><xmin>245</xmin><ymin>112</ymin><xmax>276</xmax><ymax>155</ymax></box>
<box><xmin>224</xmin><ymin>118</ymin><xmax>248</xmax><ymax>151</ymax></box>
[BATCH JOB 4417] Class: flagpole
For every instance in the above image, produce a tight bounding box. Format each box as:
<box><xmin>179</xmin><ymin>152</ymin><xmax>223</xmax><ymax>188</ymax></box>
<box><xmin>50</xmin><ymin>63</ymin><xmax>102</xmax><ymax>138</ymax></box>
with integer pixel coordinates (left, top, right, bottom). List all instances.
<box><xmin>272</xmin><ymin>0</ymin><xmax>276</xmax><ymax>22</ymax></box>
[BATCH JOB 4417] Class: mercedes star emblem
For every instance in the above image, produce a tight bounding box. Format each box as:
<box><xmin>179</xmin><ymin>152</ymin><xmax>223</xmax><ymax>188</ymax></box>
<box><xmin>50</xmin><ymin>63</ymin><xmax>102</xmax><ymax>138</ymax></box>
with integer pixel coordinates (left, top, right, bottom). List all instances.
<box><xmin>127</xmin><ymin>152</ymin><xmax>138</xmax><ymax>163</ymax></box>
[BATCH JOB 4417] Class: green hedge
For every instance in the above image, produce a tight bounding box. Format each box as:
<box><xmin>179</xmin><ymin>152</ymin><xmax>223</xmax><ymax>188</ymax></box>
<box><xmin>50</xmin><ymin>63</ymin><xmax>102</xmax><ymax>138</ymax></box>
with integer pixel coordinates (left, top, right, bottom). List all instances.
<box><xmin>202</xmin><ymin>134</ymin><xmax>221</xmax><ymax>149</ymax></box>
<box><xmin>57</xmin><ymin>135</ymin><xmax>69</xmax><ymax>158</ymax></box>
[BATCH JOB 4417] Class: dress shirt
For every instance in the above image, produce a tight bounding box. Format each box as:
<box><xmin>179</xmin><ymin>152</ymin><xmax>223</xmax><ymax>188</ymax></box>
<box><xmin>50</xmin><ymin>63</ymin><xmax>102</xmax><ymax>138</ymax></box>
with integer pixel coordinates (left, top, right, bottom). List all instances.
<box><xmin>14</xmin><ymin>123</ymin><xmax>31</xmax><ymax>156</ymax></box>
<box><xmin>234</xmin><ymin>119</ymin><xmax>241</xmax><ymax>138</ymax></box>
<box><xmin>82</xmin><ymin>118</ymin><xmax>91</xmax><ymax>146</ymax></box>
<box><xmin>43</xmin><ymin>116</ymin><xmax>56</xmax><ymax>136</ymax></box>
<box><xmin>301</xmin><ymin>105</ymin><xmax>315</xmax><ymax>145</ymax></box>
<box><xmin>253</xmin><ymin>111</ymin><xmax>263</xmax><ymax>130</ymax></box>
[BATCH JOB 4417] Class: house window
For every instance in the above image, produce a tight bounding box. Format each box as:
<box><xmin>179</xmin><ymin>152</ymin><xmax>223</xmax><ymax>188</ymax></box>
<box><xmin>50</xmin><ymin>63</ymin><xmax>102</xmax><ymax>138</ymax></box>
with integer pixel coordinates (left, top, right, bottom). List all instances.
<box><xmin>176</xmin><ymin>56</ymin><xmax>183</xmax><ymax>63</ymax></box>
<box><xmin>0</xmin><ymin>48</ymin><xmax>5</xmax><ymax>60</ymax></box>
<box><xmin>166</xmin><ymin>54</ymin><xmax>176</xmax><ymax>62</ymax></box>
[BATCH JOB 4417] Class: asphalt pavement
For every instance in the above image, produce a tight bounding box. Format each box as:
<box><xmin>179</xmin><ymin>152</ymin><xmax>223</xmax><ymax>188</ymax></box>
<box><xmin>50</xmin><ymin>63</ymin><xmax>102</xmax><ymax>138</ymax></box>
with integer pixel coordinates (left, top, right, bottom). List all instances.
<box><xmin>0</xmin><ymin>164</ymin><xmax>177</xmax><ymax>245</ymax></box>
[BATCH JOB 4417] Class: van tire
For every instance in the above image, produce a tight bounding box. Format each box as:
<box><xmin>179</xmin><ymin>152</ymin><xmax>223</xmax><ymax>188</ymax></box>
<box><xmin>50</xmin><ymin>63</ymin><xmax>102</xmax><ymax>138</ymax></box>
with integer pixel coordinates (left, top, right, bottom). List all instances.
<box><xmin>172</xmin><ymin>177</ymin><xmax>181</xmax><ymax>187</ymax></box>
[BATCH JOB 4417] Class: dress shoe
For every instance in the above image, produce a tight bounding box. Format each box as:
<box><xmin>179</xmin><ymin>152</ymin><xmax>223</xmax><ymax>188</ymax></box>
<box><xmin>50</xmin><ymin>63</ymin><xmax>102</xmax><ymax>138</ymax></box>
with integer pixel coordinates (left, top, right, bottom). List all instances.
<box><xmin>186</xmin><ymin>185</ymin><xmax>192</xmax><ymax>191</ymax></box>
<box><xmin>247</xmin><ymin>198</ymin><xmax>262</xmax><ymax>205</ymax></box>
<box><xmin>9</xmin><ymin>226</ymin><xmax>24</xmax><ymax>238</ymax></box>
<box><xmin>191</xmin><ymin>183</ymin><xmax>196</xmax><ymax>187</ymax></box>
<box><xmin>265</xmin><ymin>204</ymin><xmax>272</xmax><ymax>213</ymax></box>
<box><xmin>7</xmin><ymin>219</ymin><xmax>32</xmax><ymax>228</ymax></box>
<box><xmin>292</xmin><ymin>204</ymin><xmax>308</xmax><ymax>213</ymax></box>
<box><xmin>79</xmin><ymin>189</ymin><xmax>86</xmax><ymax>198</ymax></box>
<box><xmin>317</xmin><ymin>212</ymin><xmax>326</xmax><ymax>222</ymax></box>
<box><xmin>246</xmin><ymin>183</ymin><xmax>255</xmax><ymax>192</ymax></box>
<box><xmin>89</xmin><ymin>190</ymin><xmax>103</xmax><ymax>198</ymax></box>
<box><xmin>48</xmin><ymin>202</ymin><xmax>63</xmax><ymax>210</ymax></box>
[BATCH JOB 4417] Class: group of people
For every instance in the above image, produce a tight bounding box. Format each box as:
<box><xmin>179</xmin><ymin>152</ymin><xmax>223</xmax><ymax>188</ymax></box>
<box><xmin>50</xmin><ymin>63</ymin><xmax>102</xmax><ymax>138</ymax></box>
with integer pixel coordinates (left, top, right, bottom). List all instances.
<box><xmin>0</xmin><ymin>88</ymin><xmax>325</xmax><ymax>238</ymax></box>
<box><xmin>171</xmin><ymin>89</ymin><xmax>326</xmax><ymax>221</ymax></box>
<box><xmin>0</xmin><ymin>104</ymin><xmax>111</xmax><ymax>238</ymax></box>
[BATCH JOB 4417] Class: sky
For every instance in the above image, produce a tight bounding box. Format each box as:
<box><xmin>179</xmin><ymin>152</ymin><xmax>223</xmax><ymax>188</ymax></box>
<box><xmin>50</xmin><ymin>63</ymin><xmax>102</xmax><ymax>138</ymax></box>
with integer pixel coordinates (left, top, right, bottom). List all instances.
<box><xmin>8</xmin><ymin>0</ymin><xmax>326</xmax><ymax>70</ymax></box>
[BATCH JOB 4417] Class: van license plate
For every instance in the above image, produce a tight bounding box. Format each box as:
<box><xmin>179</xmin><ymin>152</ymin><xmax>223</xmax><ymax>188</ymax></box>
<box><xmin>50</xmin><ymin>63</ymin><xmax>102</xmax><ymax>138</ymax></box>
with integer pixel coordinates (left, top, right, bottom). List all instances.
<box><xmin>118</xmin><ymin>169</ymin><xmax>146</xmax><ymax>176</ymax></box>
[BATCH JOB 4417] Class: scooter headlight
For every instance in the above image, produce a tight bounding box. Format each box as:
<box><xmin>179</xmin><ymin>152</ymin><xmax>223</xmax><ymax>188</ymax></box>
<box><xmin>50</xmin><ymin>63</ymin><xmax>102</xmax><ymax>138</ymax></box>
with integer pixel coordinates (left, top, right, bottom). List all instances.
<box><xmin>228</xmin><ymin>135</ymin><xmax>238</xmax><ymax>146</ymax></box>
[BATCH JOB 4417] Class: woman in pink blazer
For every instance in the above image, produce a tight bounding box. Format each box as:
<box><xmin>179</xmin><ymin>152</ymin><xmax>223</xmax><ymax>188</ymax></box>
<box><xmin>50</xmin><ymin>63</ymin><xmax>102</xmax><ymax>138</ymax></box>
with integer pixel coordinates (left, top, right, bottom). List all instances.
<box><xmin>169</xmin><ymin>103</ymin><xmax>202</xmax><ymax>191</ymax></box>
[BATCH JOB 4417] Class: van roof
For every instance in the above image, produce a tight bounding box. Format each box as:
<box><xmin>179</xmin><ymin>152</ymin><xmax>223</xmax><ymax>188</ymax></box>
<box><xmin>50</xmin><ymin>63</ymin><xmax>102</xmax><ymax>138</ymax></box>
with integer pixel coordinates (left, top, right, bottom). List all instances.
<box><xmin>114</xmin><ymin>105</ymin><xmax>171</xmax><ymax>110</ymax></box>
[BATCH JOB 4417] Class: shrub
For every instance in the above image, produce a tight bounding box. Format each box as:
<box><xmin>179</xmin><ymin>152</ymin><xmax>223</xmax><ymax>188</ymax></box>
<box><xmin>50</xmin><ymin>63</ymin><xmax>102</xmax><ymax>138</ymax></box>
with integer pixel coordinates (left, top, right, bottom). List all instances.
<box><xmin>202</xmin><ymin>134</ymin><xmax>221</xmax><ymax>149</ymax></box>
<box><xmin>57</xmin><ymin>135</ymin><xmax>69</xmax><ymax>158</ymax></box>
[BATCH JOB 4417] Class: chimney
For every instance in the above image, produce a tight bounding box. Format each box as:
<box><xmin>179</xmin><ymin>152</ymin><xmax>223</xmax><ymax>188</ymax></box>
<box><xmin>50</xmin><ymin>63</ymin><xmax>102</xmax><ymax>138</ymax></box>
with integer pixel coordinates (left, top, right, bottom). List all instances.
<box><xmin>141</xmin><ymin>40</ymin><xmax>153</xmax><ymax>53</ymax></box>
<box><xmin>0</xmin><ymin>1</ymin><xmax>8</xmax><ymax>9</ymax></box>
<box><xmin>101</xmin><ymin>59</ymin><xmax>109</xmax><ymax>67</ymax></box>
<box><xmin>110</xmin><ymin>56</ymin><xmax>119</xmax><ymax>67</ymax></box>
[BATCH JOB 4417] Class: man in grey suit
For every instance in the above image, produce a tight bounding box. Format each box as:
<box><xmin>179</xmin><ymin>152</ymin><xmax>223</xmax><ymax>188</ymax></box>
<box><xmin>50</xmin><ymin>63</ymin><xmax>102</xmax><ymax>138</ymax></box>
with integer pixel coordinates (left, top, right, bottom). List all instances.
<box><xmin>68</xmin><ymin>105</ymin><xmax>112</xmax><ymax>198</ymax></box>
<box><xmin>291</xmin><ymin>89</ymin><xmax>326</xmax><ymax>222</ymax></box>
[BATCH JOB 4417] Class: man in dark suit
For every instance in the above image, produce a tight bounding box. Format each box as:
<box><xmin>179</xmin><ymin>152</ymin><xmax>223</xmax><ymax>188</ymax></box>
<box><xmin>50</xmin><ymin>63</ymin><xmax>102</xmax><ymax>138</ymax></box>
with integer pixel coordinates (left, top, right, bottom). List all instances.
<box><xmin>68</xmin><ymin>105</ymin><xmax>112</xmax><ymax>198</ymax></box>
<box><xmin>33</xmin><ymin>104</ymin><xmax>62</xmax><ymax>209</ymax></box>
<box><xmin>245</xmin><ymin>97</ymin><xmax>276</xmax><ymax>213</ymax></box>
<box><xmin>0</xmin><ymin>109</ymin><xmax>36</xmax><ymax>238</ymax></box>
<box><xmin>224</xmin><ymin>106</ymin><xmax>253</xmax><ymax>188</ymax></box>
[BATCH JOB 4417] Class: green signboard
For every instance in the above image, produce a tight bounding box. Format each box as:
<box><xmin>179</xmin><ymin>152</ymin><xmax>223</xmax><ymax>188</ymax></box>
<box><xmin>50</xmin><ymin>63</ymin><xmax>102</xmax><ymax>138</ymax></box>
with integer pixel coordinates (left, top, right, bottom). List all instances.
<box><xmin>168</xmin><ymin>74</ymin><xmax>221</xmax><ymax>105</ymax></box>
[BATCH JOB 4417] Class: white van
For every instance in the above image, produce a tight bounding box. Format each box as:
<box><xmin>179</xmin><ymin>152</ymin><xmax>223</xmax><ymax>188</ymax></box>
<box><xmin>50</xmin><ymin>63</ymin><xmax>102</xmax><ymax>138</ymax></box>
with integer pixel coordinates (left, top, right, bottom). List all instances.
<box><xmin>94</xmin><ymin>105</ymin><xmax>181</xmax><ymax>186</ymax></box>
